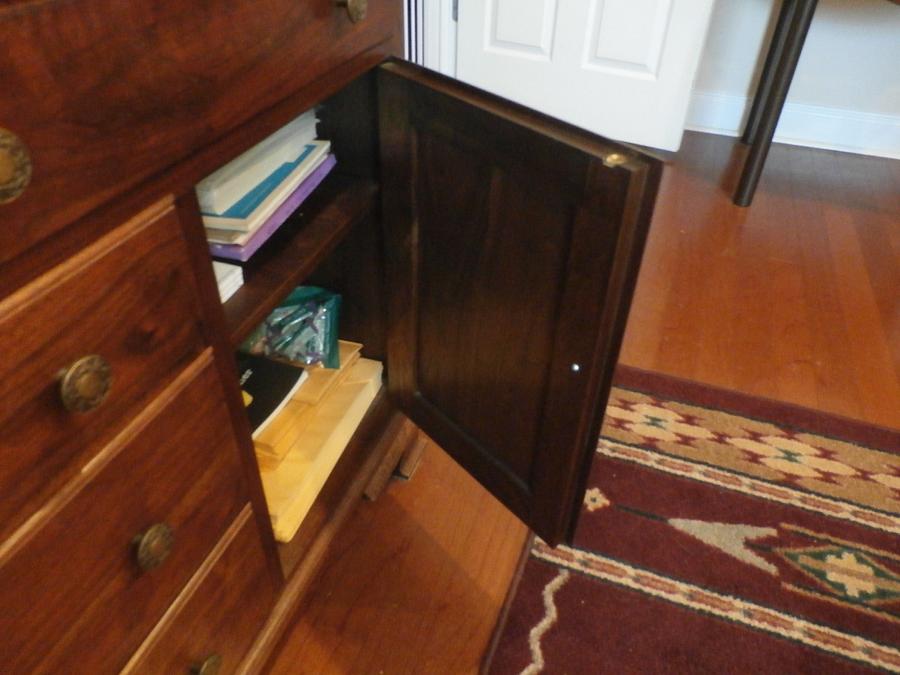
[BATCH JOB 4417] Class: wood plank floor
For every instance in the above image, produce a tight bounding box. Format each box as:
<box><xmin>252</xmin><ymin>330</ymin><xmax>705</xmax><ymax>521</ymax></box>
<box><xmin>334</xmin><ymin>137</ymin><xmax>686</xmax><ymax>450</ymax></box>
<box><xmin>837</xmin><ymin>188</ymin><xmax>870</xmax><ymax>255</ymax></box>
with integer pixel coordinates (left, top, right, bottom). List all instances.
<box><xmin>268</xmin><ymin>133</ymin><xmax>899</xmax><ymax>674</ymax></box>
<box><xmin>621</xmin><ymin>133</ymin><xmax>900</xmax><ymax>428</ymax></box>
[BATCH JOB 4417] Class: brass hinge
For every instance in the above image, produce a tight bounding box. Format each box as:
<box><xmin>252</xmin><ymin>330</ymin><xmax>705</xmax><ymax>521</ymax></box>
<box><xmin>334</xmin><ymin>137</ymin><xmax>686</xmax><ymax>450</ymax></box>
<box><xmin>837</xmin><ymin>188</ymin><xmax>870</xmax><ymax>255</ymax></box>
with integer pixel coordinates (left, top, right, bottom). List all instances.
<box><xmin>601</xmin><ymin>152</ymin><xmax>628</xmax><ymax>168</ymax></box>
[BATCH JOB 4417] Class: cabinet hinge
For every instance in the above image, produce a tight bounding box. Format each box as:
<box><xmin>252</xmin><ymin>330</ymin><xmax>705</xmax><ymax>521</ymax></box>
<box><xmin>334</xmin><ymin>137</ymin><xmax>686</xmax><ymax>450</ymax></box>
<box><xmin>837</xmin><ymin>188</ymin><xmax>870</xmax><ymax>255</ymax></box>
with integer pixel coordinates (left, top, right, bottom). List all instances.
<box><xmin>452</xmin><ymin>0</ymin><xmax>459</xmax><ymax>22</ymax></box>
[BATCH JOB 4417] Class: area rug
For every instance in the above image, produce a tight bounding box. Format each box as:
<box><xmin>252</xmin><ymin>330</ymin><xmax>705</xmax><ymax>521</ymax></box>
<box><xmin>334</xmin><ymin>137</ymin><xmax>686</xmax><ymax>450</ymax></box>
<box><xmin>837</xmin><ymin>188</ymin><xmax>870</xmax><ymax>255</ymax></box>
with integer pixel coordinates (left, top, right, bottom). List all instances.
<box><xmin>485</xmin><ymin>366</ymin><xmax>900</xmax><ymax>674</ymax></box>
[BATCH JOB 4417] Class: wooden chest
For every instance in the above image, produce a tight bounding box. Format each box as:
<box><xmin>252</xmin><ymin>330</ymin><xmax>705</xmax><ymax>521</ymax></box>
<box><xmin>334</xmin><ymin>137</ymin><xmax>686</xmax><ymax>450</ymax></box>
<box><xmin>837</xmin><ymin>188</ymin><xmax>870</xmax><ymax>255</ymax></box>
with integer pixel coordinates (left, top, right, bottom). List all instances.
<box><xmin>0</xmin><ymin>1</ymin><xmax>661</xmax><ymax>671</ymax></box>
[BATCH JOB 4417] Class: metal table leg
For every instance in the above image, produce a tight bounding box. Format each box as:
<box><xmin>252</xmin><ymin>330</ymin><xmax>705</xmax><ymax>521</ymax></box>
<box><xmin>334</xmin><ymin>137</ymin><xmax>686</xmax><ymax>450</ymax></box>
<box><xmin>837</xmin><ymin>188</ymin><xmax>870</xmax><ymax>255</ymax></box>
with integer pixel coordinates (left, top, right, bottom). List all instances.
<box><xmin>742</xmin><ymin>0</ymin><xmax>797</xmax><ymax>146</ymax></box>
<box><xmin>734</xmin><ymin>0</ymin><xmax>818</xmax><ymax>207</ymax></box>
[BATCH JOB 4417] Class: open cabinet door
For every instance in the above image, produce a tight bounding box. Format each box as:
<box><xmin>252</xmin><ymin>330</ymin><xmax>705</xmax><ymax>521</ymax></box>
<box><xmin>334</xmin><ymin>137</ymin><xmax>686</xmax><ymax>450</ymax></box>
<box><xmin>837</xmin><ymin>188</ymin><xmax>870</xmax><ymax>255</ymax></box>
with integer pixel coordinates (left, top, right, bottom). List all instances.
<box><xmin>378</xmin><ymin>61</ymin><xmax>661</xmax><ymax>545</ymax></box>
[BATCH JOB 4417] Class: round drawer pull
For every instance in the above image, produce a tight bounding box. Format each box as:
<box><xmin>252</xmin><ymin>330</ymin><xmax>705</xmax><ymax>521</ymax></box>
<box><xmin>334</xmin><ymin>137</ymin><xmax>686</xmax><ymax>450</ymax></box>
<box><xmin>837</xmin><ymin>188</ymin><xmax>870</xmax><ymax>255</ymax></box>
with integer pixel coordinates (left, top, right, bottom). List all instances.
<box><xmin>192</xmin><ymin>653</ymin><xmax>223</xmax><ymax>675</ymax></box>
<box><xmin>0</xmin><ymin>128</ymin><xmax>32</xmax><ymax>204</ymax></box>
<box><xmin>132</xmin><ymin>523</ymin><xmax>174</xmax><ymax>572</ymax></box>
<box><xmin>336</xmin><ymin>0</ymin><xmax>367</xmax><ymax>22</ymax></box>
<box><xmin>58</xmin><ymin>355</ymin><xmax>112</xmax><ymax>413</ymax></box>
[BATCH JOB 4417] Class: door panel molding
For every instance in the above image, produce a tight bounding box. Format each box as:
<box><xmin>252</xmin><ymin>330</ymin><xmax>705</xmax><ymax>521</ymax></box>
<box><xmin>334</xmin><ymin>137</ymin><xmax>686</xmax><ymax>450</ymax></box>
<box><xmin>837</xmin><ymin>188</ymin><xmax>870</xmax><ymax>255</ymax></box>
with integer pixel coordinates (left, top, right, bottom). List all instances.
<box><xmin>583</xmin><ymin>0</ymin><xmax>673</xmax><ymax>79</ymax></box>
<box><xmin>458</xmin><ymin>0</ymin><xmax>715</xmax><ymax>150</ymax></box>
<box><xmin>485</xmin><ymin>0</ymin><xmax>558</xmax><ymax>60</ymax></box>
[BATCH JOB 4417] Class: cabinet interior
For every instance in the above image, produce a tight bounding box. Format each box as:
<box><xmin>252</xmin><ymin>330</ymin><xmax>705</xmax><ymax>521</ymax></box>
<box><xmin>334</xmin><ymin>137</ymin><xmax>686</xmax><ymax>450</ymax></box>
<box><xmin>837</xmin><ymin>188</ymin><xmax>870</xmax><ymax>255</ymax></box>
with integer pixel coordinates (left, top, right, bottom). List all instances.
<box><xmin>206</xmin><ymin>68</ymin><xmax>393</xmax><ymax>577</ymax></box>
<box><xmin>198</xmin><ymin>59</ymin><xmax>660</xmax><ymax>575</ymax></box>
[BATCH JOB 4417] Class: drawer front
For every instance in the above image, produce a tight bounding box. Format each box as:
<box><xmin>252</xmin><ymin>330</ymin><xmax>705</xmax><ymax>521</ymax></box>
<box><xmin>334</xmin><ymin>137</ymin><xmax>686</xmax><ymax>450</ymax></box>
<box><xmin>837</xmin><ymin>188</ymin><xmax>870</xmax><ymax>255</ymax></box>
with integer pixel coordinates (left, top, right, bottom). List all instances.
<box><xmin>126</xmin><ymin>507</ymin><xmax>278</xmax><ymax>675</ymax></box>
<box><xmin>0</xmin><ymin>0</ymin><xmax>400</xmax><ymax>264</ymax></box>
<box><xmin>0</xmin><ymin>198</ymin><xmax>207</xmax><ymax>543</ymax></box>
<box><xmin>0</xmin><ymin>358</ymin><xmax>248</xmax><ymax>674</ymax></box>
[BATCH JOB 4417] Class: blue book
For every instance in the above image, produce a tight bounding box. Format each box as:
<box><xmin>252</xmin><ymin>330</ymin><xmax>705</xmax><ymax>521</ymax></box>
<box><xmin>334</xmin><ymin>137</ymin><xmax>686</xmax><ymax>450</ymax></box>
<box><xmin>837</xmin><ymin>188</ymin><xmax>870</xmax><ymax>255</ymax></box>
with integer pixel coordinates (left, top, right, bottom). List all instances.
<box><xmin>203</xmin><ymin>145</ymin><xmax>316</xmax><ymax>219</ymax></box>
<box><xmin>207</xmin><ymin>154</ymin><xmax>336</xmax><ymax>262</ymax></box>
<box><xmin>201</xmin><ymin>140</ymin><xmax>330</xmax><ymax>232</ymax></box>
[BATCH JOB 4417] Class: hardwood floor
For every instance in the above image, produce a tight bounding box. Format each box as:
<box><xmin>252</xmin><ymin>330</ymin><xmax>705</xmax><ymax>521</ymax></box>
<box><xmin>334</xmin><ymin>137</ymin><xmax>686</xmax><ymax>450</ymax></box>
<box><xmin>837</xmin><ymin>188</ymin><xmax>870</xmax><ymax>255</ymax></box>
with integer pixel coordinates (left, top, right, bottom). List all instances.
<box><xmin>268</xmin><ymin>133</ymin><xmax>899</xmax><ymax>674</ymax></box>
<box><xmin>621</xmin><ymin>133</ymin><xmax>900</xmax><ymax>428</ymax></box>
<box><xmin>268</xmin><ymin>440</ymin><xmax>529</xmax><ymax>675</ymax></box>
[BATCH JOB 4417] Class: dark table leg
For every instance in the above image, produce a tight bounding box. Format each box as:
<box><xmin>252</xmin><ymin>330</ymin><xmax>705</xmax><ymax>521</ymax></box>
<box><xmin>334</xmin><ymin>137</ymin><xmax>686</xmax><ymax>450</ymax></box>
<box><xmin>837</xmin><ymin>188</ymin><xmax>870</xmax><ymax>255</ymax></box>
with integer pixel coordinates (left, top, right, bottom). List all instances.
<box><xmin>742</xmin><ymin>0</ymin><xmax>797</xmax><ymax>146</ymax></box>
<box><xmin>734</xmin><ymin>0</ymin><xmax>818</xmax><ymax>207</ymax></box>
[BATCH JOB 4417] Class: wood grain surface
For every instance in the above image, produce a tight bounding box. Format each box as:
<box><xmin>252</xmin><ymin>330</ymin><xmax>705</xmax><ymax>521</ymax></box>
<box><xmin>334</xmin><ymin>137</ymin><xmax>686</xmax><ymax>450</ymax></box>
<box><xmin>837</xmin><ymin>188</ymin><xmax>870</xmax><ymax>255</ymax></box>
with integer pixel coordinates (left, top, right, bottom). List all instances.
<box><xmin>123</xmin><ymin>507</ymin><xmax>276</xmax><ymax>675</ymax></box>
<box><xmin>0</xmin><ymin>200</ymin><xmax>206</xmax><ymax>544</ymax></box>
<box><xmin>620</xmin><ymin>132</ymin><xmax>900</xmax><ymax>429</ymax></box>
<box><xmin>378</xmin><ymin>61</ymin><xmax>661</xmax><ymax>545</ymax></box>
<box><xmin>0</xmin><ymin>359</ymin><xmax>248</xmax><ymax>674</ymax></box>
<box><xmin>0</xmin><ymin>0</ymin><xmax>400</xmax><ymax>264</ymax></box>
<box><xmin>268</xmin><ymin>440</ymin><xmax>529</xmax><ymax>675</ymax></box>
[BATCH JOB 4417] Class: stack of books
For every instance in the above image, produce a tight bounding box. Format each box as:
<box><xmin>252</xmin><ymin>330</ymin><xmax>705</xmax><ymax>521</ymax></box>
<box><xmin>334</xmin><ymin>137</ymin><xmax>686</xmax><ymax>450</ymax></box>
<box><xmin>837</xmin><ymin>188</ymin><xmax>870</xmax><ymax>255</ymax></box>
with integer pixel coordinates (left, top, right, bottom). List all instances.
<box><xmin>236</xmin><ymin>353</ymin><xmax>309</xmax><ymax>436</ymax></box>
<box><xmin>234</xmin><ymin>338</ymin><xmax>383</xmax><ymax>543</ymax></box>
<box><xmin>212</xmin><ymin>261</ymin><xmax>244</xmax><ymax>303</ymax></box>
<box><xmin>250</xmin><ymin>341</ymin><xmax>384</xmax><ymax>543</ymax></box>
<box><xmin>198</xmin><ymin>110</ymin><xmax>336</xmax><ymax>262</ymax></box>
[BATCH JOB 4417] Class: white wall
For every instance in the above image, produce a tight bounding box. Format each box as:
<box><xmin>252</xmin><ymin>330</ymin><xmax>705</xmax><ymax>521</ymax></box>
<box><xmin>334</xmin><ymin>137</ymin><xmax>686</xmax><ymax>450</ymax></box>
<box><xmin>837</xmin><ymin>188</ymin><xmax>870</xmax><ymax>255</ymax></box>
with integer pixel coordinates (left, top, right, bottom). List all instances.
<box><xmin>687</xmin><ymin>0</ymin><xmax>900</xmax><ymax>157</ymax></box>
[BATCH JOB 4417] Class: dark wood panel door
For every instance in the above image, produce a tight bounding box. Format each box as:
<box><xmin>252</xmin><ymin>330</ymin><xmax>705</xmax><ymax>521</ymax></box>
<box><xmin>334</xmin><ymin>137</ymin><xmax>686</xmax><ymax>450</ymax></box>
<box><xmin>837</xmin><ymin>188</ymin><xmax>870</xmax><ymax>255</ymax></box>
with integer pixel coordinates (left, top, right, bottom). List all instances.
<box><xmin>378</xmin><ymin>61</ymin><xmax>662</xmax><ymax>545</ymax></box>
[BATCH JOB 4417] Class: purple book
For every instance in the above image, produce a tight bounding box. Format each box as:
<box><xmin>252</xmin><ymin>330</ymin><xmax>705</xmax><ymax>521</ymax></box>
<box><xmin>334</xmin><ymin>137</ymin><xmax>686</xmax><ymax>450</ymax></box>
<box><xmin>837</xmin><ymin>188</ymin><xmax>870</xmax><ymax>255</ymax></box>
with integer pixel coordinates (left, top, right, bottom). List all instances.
<box><xmin>209</xmin><ymin>154</ymin><xmax>336</xmax><ymax>262</ymax></box>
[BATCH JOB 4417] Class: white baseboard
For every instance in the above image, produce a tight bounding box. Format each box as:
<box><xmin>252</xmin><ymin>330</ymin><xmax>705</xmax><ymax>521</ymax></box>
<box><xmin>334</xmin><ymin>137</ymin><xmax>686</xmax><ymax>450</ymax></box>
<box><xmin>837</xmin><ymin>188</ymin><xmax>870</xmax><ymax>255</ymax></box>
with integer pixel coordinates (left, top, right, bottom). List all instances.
<box><xmin>686</xmin><ymin>90</ymin><xmax>900</xmax><ymax>159</ymax></box>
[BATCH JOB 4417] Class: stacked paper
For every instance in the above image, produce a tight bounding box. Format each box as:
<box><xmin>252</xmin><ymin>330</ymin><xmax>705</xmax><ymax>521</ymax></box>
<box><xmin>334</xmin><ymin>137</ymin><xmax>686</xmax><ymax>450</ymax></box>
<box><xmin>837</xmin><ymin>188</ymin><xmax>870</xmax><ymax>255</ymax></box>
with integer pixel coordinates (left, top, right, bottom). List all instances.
<box><xmin>254</xmin><ymin>341</ymin><xmax>363</xmax><ymax>469</ymax></box>
<box><xmin>259</xmin><ymin>357</ymin><xmax>383</xmax><ymax>543</ymax></box>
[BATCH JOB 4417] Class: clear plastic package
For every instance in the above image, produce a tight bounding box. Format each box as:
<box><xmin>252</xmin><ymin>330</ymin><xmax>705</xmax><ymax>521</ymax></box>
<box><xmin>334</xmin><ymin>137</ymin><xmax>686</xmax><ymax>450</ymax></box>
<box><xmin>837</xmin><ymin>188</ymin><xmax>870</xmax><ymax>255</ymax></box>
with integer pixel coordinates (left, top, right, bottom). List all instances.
<box><xmin>241</xmin><ymin>286</ymin><xmax>341</xmax><ymax>368</ymax></box>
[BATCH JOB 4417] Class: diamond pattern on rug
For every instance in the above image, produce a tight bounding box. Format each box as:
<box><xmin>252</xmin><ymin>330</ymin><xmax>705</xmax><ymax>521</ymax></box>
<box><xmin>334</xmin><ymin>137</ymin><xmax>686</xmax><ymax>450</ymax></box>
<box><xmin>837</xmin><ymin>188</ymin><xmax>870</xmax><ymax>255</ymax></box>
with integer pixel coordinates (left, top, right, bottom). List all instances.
<box><xmin>603</xmin><ymin>385</ymin><xmax>900</xmax><ymax>511</ymax></box>
<box><xmin>778</xmin><ymin>545</ymin><xmax>900</xmax><ymax>605</ymax></box>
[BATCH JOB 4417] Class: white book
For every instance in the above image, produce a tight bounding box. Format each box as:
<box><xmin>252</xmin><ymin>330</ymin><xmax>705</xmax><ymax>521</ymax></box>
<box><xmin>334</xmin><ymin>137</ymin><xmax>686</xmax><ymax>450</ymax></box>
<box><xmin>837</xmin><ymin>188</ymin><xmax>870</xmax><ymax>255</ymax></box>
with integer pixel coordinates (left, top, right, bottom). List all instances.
<box><xmin>196</xmin><ymin>110</ymin><xmax>318</xmax><ymax>214</ymax></box>
<box><xmin>201</xmin><ymin>143</ymin><xmax>330</xmax><ymax>236</ymax></box>
<box><xmin>217</xmin><ymin>280</ymin><xmax>242</xmax><ymax>304</ymax></box>
<box><xmin>212</xmin><ymin>260</ymin><xmax>243</xmax><ymax>281</ymax></box>
<box><xmin>212</xmin><ymin>261</ymin><xmax>244</xmax><ymax>303</ymax></box>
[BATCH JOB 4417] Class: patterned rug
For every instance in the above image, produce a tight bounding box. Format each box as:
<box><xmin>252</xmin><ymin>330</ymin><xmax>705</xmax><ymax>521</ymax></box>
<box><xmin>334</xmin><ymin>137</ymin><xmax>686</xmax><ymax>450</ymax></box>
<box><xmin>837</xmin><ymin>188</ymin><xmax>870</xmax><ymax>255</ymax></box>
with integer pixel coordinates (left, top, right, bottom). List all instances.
<box><xmin>486</xmin><ymin>367</ymin><xmax>900</xmax><ymax>674</ymax></box>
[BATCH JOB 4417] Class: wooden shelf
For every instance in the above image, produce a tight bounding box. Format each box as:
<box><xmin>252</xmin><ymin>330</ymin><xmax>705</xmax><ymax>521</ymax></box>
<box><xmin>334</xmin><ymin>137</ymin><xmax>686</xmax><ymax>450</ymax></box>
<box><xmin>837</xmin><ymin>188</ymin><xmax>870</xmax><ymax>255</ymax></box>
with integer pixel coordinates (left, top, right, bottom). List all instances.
<box><xmin>222</xmin><ymin>174</ymin><xmax>379</xmax><ymax>346</ymax></box>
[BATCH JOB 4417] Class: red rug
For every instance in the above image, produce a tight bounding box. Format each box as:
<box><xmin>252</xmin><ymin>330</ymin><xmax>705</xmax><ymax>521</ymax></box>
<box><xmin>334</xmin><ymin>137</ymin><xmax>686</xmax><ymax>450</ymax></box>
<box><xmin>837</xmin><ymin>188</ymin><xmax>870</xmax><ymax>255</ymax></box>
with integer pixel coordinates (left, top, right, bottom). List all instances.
<box><xmin>486</xmin><ymin>367</ymin><xmax>900</xmax><ymax>674</ymax></box>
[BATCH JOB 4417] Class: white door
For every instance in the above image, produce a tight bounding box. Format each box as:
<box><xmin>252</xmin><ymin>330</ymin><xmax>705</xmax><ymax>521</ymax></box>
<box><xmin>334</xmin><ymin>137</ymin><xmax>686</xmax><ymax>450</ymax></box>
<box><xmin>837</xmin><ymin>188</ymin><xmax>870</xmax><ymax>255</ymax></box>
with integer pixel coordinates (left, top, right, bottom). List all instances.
<box><xmin>456</xmin><ymin>0</ymin><xmax>714</xmax><ymax>151</ymax></box>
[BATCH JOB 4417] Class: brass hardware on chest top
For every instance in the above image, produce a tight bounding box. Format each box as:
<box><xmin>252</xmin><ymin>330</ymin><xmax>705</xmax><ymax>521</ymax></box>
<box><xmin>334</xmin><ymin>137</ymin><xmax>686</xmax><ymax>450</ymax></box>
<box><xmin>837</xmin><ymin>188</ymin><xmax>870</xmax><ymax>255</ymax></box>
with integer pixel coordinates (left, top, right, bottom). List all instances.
<box><xmin>336</xmin><ymin>0</ymin><xmax>367</xmax><ymax>22</ymax></box>
<box><xmin>192</xmin><ymin>653</ymin><xmax>223</xmax><ymax>675</ymax></box>
<box><xmin>0</xmin><ymin>128</ymin><xmax>31</xmax><ymax>204</ymax></box>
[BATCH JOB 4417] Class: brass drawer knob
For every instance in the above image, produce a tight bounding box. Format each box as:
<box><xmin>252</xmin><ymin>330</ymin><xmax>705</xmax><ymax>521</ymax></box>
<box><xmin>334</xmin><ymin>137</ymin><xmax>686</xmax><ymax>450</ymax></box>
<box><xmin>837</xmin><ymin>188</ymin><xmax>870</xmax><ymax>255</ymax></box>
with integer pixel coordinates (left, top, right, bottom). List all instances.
<box><xmin>0</xmin><ymin>128</ymin><xmax>32</xmax><ymax>204</ymax></box>
<box><xmin>336</xmin><ymin>0</ymin><xmax>367</xmax><ymax>22</ymax></box>
<box><xmin>192</xmin><ymin>653</ymin><xmax>223</xmax><ymax>675</ymax></box>
<box><xmin>58</xmin><ymin>355</ymin><xmax>112</xmax><ymax>413</ymax></box>
<box><xmin>132</xmin><ymin>523</ymin><xmax>174</xmax><ymax>572</ymax></box>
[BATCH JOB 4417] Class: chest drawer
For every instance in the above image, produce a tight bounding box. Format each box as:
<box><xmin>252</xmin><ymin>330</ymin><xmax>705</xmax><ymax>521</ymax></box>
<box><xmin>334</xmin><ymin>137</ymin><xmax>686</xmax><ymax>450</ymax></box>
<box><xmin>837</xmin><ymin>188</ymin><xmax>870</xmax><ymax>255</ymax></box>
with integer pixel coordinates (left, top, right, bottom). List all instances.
<box><xmin>125</xmin><ymin>507</ymin><xmax>277</xmax><ymax>675</ymax></box>
<box><xmin>0</xmin><ymin>198</ymin><xmax>207</xmax><ymax>544</ymax></box>
<box><xmin>0</xmin><ymin>0</ymin><xmax>399</xmax><ymax>265</ymax></box>
<box><xmin>0</xmin><ymin>356</ymin><xmax>248</xmax><ymax>674</ymax></box>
